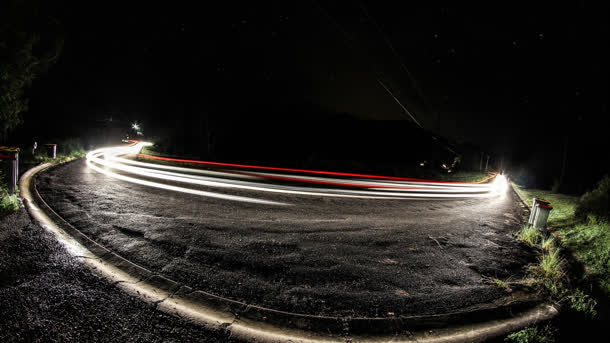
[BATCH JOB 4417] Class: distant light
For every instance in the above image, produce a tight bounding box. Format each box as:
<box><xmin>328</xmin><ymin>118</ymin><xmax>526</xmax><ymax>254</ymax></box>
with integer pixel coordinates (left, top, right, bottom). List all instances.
<box><xmin>132</xmin><ymin>122</ymin><xmax>141</xmax><ymax>131</ymax></box>
<box><xmin>491</xmin><ymin>174</ymin><xmax>509</xmax><ymax>195</ymax></box>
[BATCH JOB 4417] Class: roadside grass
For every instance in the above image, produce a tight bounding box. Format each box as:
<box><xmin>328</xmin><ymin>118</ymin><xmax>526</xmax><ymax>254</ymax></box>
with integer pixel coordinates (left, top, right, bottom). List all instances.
<box><xmin>0</xmin><ymin>172</ymin><xmax>21</xmax><ymax>216</ymax></box>
<box><xmin>431</xmin><ymin>171</ymin><xmax>492</xmax><ymax>183</ymax></box>
<box><xmin>531</xmin><ymin>247</ymin><xmax>565</xmax><ymax>283</ymax></box>
<box><xmin>20</xmin><ymin>138</ymin><xmax>86</xmax><ymax>166</ymax></box>
<box><xmin>518</xmin><ymin>225</ymin><xmax>542</xmax><ymax>247</ymax></box>
<box><xmin>0</xmin><ymin>187</ymin><xmax>21</xmax><ymax>215</ymax></box>
<box><xmin>513</xmin><ymin>183</ymin><xmax>610</xmax><ymax>296</ymax></box>
<box><xmin>483</xmin><ymin>276</ymin><xmax>513</xmax><ymax>293</ymax></box>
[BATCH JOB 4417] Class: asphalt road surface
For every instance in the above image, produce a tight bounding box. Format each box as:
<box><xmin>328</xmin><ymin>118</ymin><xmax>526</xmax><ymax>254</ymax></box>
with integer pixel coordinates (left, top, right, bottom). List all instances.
<box><xmin>36</xmin><ymin>156</ymin><xmax>535</xmax><ymax>318</ymax></box>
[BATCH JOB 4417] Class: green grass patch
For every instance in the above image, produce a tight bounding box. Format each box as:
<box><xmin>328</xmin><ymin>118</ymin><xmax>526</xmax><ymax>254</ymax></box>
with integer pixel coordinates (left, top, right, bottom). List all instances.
<box><xmin>557</xmin><ymin>219</ymin><xmax>610</xmax><ymax>293</ymax></box>
<box><xmin>512</xmin><ymin>184</ymin><xmax>578</xmax><ymax>228</ymax></box>
<box><xmin>505</xmin><ymin>325</ymin><xmax>556</xmax><ymax>343</ymax></box>
<box><xmin>432</xmin><ymin>171</ymin><xmax>492</xmax><ymax>183</ymax></box>
<box><xmin>531</xmin><ymin>247</ymin><xmax>565</xmax><ymax>282</ymax></box>
<box><xmin>518</xmin><ymin>225</ymin><xmax>542</xmax><ymax>247</ymax></box>
<box><xmin>540</xmin><ymin>236</ymin><xmax>556</xmax><ymax>252</ymax></box>
<box><xmin>0</xmin><ymin>189</ymin><xmax>20</xmax><ymax>215</ymax></box>
<box><xmin>512</xmin><ymin>182</ymin><xmax>610</xmax><ymax>295</ymax></box>
<box><xmin>20</xmin><ymin>139</ymin><xmax>86</xmax><ymax>166</ymax></box>
<box><xmin>0</xmin><ymin>172</ymin><xmax>21</xmax><ymax>216</ymax></box>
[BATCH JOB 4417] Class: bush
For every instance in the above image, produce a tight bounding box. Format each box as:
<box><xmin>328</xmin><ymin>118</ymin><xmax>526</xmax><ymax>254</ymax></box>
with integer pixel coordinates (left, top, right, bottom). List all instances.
<box><xmin>576</xmin><ymin>175</ymin><xmax>610</xmax><ymax>220</ymax></box>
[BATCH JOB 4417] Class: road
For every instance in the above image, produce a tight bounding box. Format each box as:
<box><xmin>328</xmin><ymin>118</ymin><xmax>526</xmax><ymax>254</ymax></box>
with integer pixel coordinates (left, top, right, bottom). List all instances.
<box><xmin>35</xmin><ymin>143</ymin><xmax>535</xmax><ymax>318</ymax></box>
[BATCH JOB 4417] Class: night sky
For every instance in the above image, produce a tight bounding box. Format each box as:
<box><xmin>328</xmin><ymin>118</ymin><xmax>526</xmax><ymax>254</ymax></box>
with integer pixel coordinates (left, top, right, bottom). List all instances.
<box><xmin>12</xmin><ymin>1</ymin><xmax>610</xmax><ymax>191</ymax></box>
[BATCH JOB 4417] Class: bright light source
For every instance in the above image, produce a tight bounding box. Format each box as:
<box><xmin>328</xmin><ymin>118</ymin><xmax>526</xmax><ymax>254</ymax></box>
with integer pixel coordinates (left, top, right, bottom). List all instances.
<box><xmin>132</xmin><ymin>122</ymin><xmax>141</xmax><ymax>131</ymax></box>
<box><xmin>491</xmin><ymin>174</ymin><xmax>509</xmax><ymax>195</ymax></box>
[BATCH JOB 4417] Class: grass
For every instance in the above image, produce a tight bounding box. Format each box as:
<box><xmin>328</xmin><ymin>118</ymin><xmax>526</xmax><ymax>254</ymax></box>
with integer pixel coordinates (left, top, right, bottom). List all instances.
<box><xmin>540</xmin><ymin>236</ymin><xmax>556</xmax><ymax>252</ymax></box>
<box><xmin>518</xmin><ymin>225</ymin><xmax>542</xmax><ymax>247</ymax></box>
<box><xmin>0</xmin><ymin>171</ymin><xmax>21</xmax><ymax>216</ymax></box>
<box><xmin>533</xmin><ymin>248</ymin><xmax>565</xmax><ymax>282</ymax></box>
<box><xmin>20</xmin><ymin>138</ymin><xmax>87</xmax><ymax>166</ymax></box>
<box><xmin>505</xmin><ymin>324</ymin><xmax>556</xmax><ymax>343</ymax></box>
<box><xmin>432</xmin><ymin>171</ymin><xmax>493</xmax><ymax>183</ymax></box>
<box><xmin>0</xmin><ymin>188</ymin><xmax>20</xmax><ymax>215</ymax></box>
<box><xmin>512</xmin><ymin>183</ymin><xmax>610</xmax><ymax>295</ymax></box>
<box><xmin>22</xmin><ymin>148</ymin><xmax>86</xmax><ymax>165</ymax></box>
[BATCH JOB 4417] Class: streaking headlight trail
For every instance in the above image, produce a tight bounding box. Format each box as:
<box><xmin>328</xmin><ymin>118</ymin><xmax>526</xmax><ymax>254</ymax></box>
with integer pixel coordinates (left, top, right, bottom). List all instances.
<box><xmin>86</xmin><ymin>142</ymin><xmax>509</xmax><ymax>206</ymax></box>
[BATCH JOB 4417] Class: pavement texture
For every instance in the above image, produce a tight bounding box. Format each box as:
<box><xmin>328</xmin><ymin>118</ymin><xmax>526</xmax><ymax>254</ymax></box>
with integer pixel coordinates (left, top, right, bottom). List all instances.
<box><xmin>0</xmin><ymin>208</ymin><xmax>243</xmax><ymax>343</ymax></box>
<box><xmin>35</xmin><ymin>159</ymin><xmax>537</xmax><ymax>318</ymax></box>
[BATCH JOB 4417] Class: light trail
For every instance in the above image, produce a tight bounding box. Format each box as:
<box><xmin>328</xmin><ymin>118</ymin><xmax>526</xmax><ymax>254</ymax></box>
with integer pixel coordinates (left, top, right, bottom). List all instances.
<box><xmin>85</xmin><ymin>142</ymin><xmax>509</xmax><ymax>205</ymax></box>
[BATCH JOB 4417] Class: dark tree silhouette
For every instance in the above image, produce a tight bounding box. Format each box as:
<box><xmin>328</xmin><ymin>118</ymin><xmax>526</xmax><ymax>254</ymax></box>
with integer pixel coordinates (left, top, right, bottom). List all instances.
<box><xmin>0</xmin><ymin>0</ymin><xmax>63</xmax><ymax>141</ymax></box>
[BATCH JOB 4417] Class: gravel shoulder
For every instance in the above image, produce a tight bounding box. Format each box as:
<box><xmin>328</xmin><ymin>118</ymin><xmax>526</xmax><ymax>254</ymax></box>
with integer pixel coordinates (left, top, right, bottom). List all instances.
<box><xmin>0</xmin><ymin>208</ymin><xmax>241</xmax><ymax>343</ymax></box>
<box><xmin>35</xmin><ymin>159</ymin><xmax>537</xmax><ymax>318</ymax></box>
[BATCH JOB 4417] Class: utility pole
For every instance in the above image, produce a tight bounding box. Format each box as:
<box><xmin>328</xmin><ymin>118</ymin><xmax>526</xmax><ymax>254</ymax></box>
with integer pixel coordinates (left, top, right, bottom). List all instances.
<box><xmin>479</xmin><ymin>152</ymin><xmax>483</xmax><ymax>172</ymax></box>
<box><xmin>485</xmin><ymin>155</ymin><xmax>490</xmax><ymax>172</ymax></box>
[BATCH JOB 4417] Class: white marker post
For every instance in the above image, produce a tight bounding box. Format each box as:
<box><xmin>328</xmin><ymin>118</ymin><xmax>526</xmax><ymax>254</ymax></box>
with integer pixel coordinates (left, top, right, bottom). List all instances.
<box><xmin>0</xmin><ymin>146</ymin><xmax>20</xmax><ymax>193</ymax></box>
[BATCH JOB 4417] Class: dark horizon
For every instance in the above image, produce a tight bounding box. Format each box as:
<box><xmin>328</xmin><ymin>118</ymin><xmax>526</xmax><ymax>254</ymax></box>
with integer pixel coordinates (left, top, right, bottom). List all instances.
<box><xmin>6</xmin><ymin>0</ymin><xmax>609</xmax><ymax>193</ymax></box>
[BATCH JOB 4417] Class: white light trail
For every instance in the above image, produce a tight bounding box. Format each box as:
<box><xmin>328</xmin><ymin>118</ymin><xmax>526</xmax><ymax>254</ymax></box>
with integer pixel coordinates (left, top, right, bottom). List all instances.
<box><xmin>85</xmin><ymin>142</ymin><xmax>509</xmax><ymax>205</ymax></box>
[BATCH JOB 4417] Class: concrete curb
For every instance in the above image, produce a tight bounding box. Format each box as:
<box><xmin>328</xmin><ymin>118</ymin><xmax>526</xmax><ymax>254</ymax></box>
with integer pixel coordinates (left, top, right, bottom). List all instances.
<box><xmin>20</xmin><ymin>160</ymin><xmax>559</xmax><ymax>342</ymax></box>
<box><xmin>510</xmin><ymin>182</ymin><xmax>532</xmax><ymax>211</ymax></box>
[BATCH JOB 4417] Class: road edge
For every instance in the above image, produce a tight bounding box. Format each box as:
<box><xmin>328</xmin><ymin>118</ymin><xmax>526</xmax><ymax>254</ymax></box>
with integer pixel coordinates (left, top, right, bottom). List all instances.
<box><xmin>20</xmin><ymin>160</ymin><xmax>558</xmax><ymax>342</ymax></box>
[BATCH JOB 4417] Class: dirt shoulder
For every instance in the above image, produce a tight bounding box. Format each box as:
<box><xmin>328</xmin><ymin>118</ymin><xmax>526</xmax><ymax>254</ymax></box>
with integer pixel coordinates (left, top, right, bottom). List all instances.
<box><xmin>0</xmin><ymin>208</ymin><xmax>241</xmax><ymax>343</ymax></box>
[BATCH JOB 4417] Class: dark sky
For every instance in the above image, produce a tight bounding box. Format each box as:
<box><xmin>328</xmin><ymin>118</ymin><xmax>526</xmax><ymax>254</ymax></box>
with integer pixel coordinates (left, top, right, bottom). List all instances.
<box><xmin>18</xmin><ymin>0</ymin><xmax>609</xmax><ymax>188</ymax></box>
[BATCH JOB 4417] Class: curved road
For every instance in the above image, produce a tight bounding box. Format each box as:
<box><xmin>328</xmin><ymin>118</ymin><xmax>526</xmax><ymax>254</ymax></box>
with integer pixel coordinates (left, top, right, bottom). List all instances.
<box><xmin>36</xmin><ymin>144</ymin><xmax>534</xmax><ymax>318</ymax></box>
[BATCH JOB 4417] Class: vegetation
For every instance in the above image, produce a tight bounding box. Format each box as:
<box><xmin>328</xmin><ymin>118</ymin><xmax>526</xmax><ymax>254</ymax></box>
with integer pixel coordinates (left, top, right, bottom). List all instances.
<box><xmin>0</xmin><ymin>0</ymin><xmax>63</xmax><ymax>140</ymax></box>
<box><xmin>0</xmin><ymin>171</ymin><xmax>21</xmax><ymax>215</ymax></box>
<box><xmin>513</xmin><ymin>180</ymin><xmax>610</xmax><ymax>295</ymax></box>
<box><xmin>575</xmin><ymin>175</ymin><xmax>609</xmax><ymax>221</ymax></box>
<box><xmin>518</xmin><ymin>225</ymin><xmax>542</xmax><ymax>247</ymax></box>
<box><xmin>433</xmin><ymin>171</ymin><xmax>493</xmax><ymax>183</ymax></box>
<box><xmin>21</xmin><ymin>138</ymin><xmax>86</xmax><ymax>165</ymax></box>
<box><xmin>505</xmin><ymin>325</ymin><xmax>556</xmax><ymax>343</ymax></box>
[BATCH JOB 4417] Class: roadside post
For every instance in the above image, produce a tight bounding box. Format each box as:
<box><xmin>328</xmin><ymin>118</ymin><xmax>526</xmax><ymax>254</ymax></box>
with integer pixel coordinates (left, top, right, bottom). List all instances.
<box><xmin>528</xmin><ymin>198</ymin><xmax>552</xmax><ymax>230</ymax></box>
<box><xmin>533</xmin><ymin>202</ymin><xmax>553</xmax><ymax>229</ymax></box>
<box><xmin>45</xmin><ymin>144</ymin><xmax>57</xmax><ymax>159</ymax></box>
<box><xmin>0</xmin><ymin>146</ymin><xmax>20</xmax><ymax>193</ymax></box>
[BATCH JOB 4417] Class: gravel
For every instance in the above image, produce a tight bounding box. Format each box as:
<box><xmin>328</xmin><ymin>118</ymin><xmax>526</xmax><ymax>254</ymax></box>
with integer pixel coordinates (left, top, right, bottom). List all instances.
<box><xmin>0</xmin><ymin>208</ymin><xmax>242</xmax><ymax>343</ymax></box>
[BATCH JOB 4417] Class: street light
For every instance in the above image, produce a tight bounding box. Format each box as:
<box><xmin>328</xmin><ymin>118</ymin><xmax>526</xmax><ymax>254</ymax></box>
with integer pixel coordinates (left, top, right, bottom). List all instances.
<box><xmin>132</xmin><ymin>122</ymin><xmax>143</xmax><ymax>136</ymax></box>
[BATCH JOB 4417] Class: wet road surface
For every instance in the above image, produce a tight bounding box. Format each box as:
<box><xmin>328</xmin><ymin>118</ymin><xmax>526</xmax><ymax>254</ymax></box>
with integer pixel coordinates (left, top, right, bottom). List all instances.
<box><xmin>36</xmin><ymin>158</ymin><xmax>535</xmax><ymax>317</ymax></box>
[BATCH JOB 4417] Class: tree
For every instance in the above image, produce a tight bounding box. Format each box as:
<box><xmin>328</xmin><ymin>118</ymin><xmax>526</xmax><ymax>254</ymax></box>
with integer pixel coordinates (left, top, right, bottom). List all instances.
<box><xmin>0</xmin><ymin>0</ymin><xmax>63</xmax><ymax>140</ymax></box>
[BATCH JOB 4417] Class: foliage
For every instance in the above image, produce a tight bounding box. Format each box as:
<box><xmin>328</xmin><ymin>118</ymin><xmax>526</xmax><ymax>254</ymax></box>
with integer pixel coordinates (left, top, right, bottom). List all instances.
<box><xmin>531</xmin><ymin>247</ymin><xmax>565</xmax><ymax>282</ymax></box>
<box><xmin>518</xmin><ymin>225</ymin><xmax>542</xmax><ymax>247</ymax></box>
<box><xmin>433</xmin><ymin>171</ymin><xmax>491</xmax><ymax>183</ymax></box>
<box><xmin>21</xmin><ymin>137</ymin><xmax>86</xmax><ymax>165</ymax></box>
<box><xmin>575</xmin><ymin>175</ymin><xmax>610</xmax><ymax>221</ymax></box>
<box><xmin>512</xmin><ymin>183</ymin><xmax>604</xmax><ymax>314</ymax></box>
<box><xmin>540</xmin><ymin>236</ymin><xmax>556</xmax><ymax>252</ymax></box>
<box><xmin>0</xmin><ymin>171</ymin><xmax>21</xmax><ymax>215</ymax></box>
<box><xmin>505</xmin><ymin>325</ymin><xmax>556</xmax><ymax>343</ymax></box>
<box><xmin>559</xmin><ymin>218</ymin><xmax>610</xmax><ymax>294</ymax></box>
<box><xmin>0</xmin><ymin>0</ymin><xmax>63</xmax><ymax>139</ymax></box>
<box><xmin>566</xmin><ymin>288</ymin><xmax>598</xmax><ymax>318</ymax></box>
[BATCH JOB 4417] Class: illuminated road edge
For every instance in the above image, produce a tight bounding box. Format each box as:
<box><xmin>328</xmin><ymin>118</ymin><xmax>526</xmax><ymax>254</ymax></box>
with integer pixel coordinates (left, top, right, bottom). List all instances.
<box><xmin>85</xmin><ymin>142</ymin><xmax>510</xmax><ymax>205</ymax></box>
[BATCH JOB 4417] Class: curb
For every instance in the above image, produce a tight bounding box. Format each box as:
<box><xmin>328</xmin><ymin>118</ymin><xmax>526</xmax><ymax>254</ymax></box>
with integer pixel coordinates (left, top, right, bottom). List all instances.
<box><xmin>510</xmin><ymin>182</ymin><xmax>532</xmax><ymax>211</ymax></box>
<box><xmin>21</xmin><ymin>160</ymin><xmax>559</xmax><ymax>342</ymax></box>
